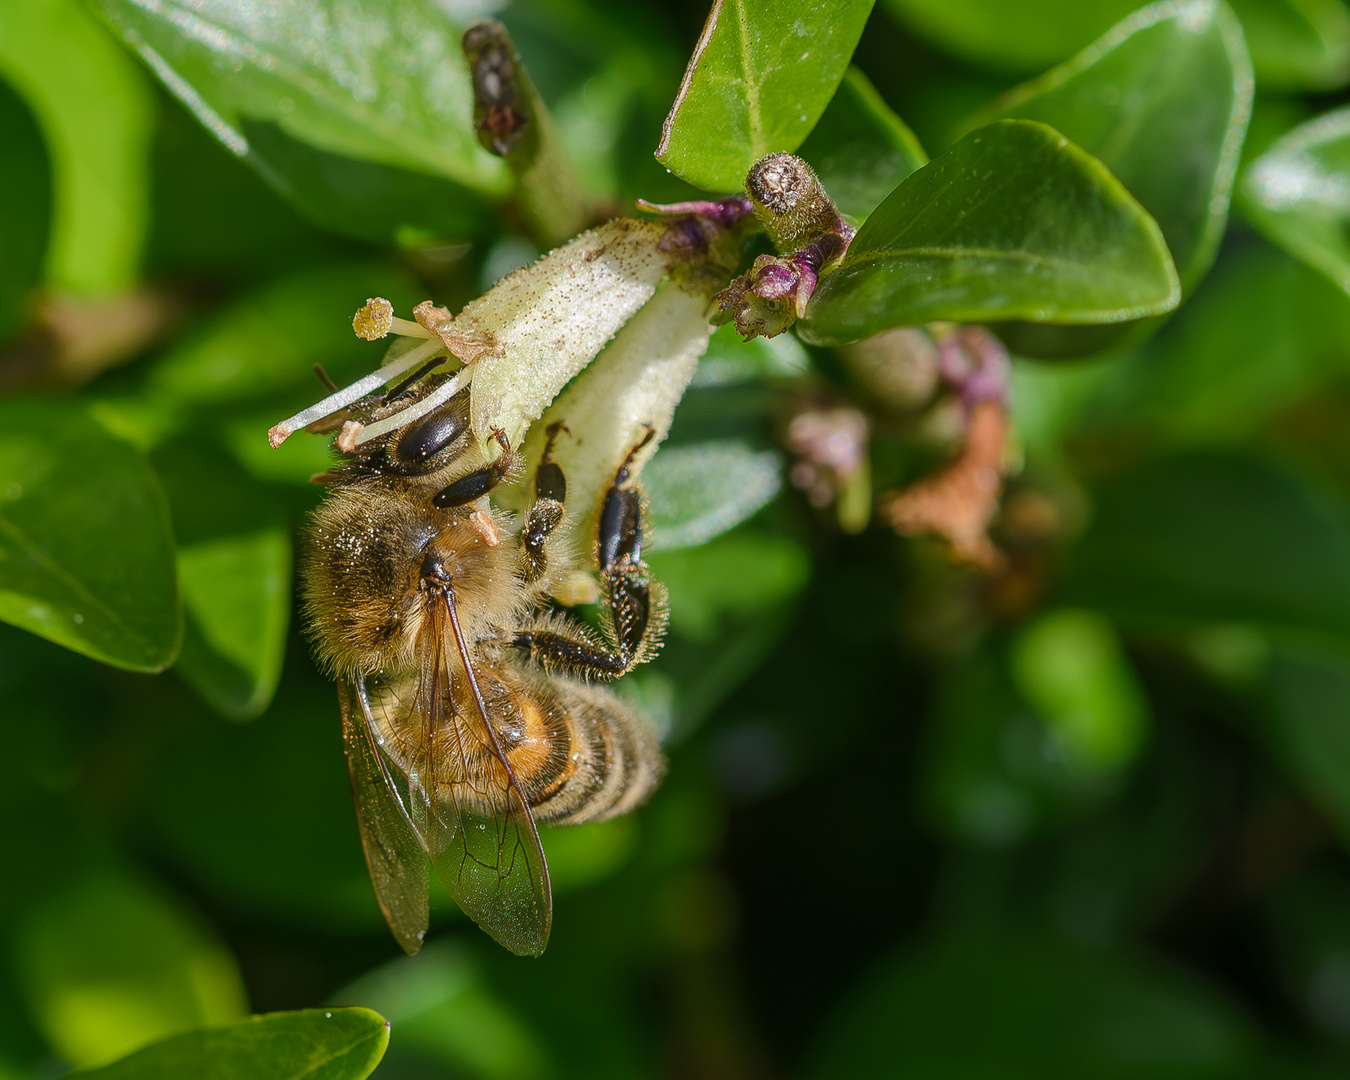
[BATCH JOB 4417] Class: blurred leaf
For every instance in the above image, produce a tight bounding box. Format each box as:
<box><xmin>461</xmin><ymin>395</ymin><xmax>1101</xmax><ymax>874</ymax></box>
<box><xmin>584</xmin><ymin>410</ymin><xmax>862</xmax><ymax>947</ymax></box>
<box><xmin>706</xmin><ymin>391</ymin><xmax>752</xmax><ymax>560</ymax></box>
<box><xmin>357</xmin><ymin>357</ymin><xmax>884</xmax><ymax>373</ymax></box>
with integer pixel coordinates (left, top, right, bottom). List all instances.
<box><xmin>800</xmin><ymin>120</ymin><xmax>1180</xmax><ymax>345</ymax></box>
<box><xmin>655</xmin><ymin>0</ymin><xmax>876</xmax><ymax>192</ymax></box>
<box><xmin>0</xmin><ymin>0</ymin><xmax>153</xmax><ymax>294</ymax></box>
<box><xmin>92</xmin><ymin>0</ymin><xmax>509</xmax><ymax>239</ymax></box>
<box><xmin>885</xmin><ymin>0</ymin><xmax>1345</xmax><ymax>91</ymax></box>
<box><xmin>1011</xmin><ymin>609</ymin><xmax>1150</xmax><ymax>775</ymax></box>
<box><xmin>882</xmin><ymin>0</ymin><xmax>1140</xmax><ymax>72</ymax></box>
<box><xmin>68</xmin><ymin>1009</ymin><xmax>388</xmax><ymax>1080</ymax></box>
<box><xmin>0</xmin><ymin>77</ymin><xmax>49</xmax><ymax>341</ymax></box>
<box><xmin>332</xmin><ymin>944</ymin><xmax>544</xmax><ymax>1080</ymax></box>
<box><xmin>690</xmin><ymin>322</ymin><xmax>810</xmax><ymax>388</ymax></box>
<box><xmin>651</xmin><ymin>530</ymin><xmax>810</xmax><ymax>642</ymax></box>
<box><xmin>1269</xmin><ymin>646</ymin><xmax>1350</xmax><ymax>840</ymax></box>
<box><xmin>14</xmin><ymin>869</ymin><xmax>246</xmax><ymax>1069</ymax></box>
<box><xmin>0</xmin><ymin>399</ymin><xmax>180</xmax><ymax>672</ymax></box>
<box><xmin>646</xmin><ymin>441</ymin><xmax>784</xmax><ymax>552</ymax></box>
<box><xmin>237</xmin><ymin>120</ymin><xmax>497</xmax><ymax>244</ymax></box>
<box><xmin>983</xmin><ymin>0</ymin><xmax>1252</xmax><ymax>296</ymax></box>
<box><xmin>809</xmin><ymin>934</ymin><xmax>1256</xmax><ymax>1077</ymax></box>
<box><xmin>1064</xmin><ymin>452</ymin><xmax>1350</xmax><ymax>641</ymax></box>
<box><xmin>146</xmin><ymin>679</ymin><xmax>382</xmax><ymax>929</ymax></box>
<box><xmin>176</xmin><ymin>530</ymin><xmax>291</xmax><ymax>721</ymax></box>
<box><xmin>541</xmin><ymin>817</ymin><xmax>640</xmax><ymax>893</ymax></box>
<box><xmin>1087</xmin><ymin>241</ymin><xmax>1350</xmax><ymax>441</ymax></box>
<box><xmin>1228</xmin><ymin>0</ymin><xmax>1350</xmax><ymax>90</ymax></box>
<box><xmin>154</xmin><ymin>440</ymin><xmax>292</xmax><ymax>720</ymax></box>
<box><xmin>1241</xmin><ymin>106</ymin><xmax>1350</xmax><ymax>299</ymax></box>
<box><xmin>798</xmin><ymin>66</ymin><xmax>928</xmax><ymax>222</ymax></box>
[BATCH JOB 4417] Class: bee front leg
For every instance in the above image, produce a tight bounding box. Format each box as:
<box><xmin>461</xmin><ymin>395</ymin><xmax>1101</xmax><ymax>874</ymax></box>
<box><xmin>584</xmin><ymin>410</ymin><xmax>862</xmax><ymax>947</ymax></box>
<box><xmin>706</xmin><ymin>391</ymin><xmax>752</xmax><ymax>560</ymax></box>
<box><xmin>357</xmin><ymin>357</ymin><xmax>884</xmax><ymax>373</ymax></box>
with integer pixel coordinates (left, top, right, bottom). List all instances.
<box><xmin>431</xmin><ymin>429</ymin><xmax>521</xmax><ymax>509</ymax></box>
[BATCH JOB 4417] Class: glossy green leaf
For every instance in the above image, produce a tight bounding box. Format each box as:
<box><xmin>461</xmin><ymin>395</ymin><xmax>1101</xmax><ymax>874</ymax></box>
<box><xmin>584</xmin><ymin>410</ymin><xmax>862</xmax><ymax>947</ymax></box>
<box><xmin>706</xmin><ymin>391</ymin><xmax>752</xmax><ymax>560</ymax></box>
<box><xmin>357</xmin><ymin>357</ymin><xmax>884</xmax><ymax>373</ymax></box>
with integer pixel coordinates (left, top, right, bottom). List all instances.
<box><xmin>0</xmin><ymin>78</ymin><xmax>48</xmax><ymax>341</ymax></box>
<box><xmin>0</xmin><ymin>0</ymin><xmax>153</xmax><ymax>295</ymax></box>
<box><xmin>1228</xmin><ymin>0</ymin><xmax>1350</xmax><ymax>90</ymax></box>
<box><xmin>982</xmin><ymin>0</ymin><xmax>1252</xmax><ymax>294</ymax></box>
<box><xmin>800</xmin><ymin>120</ymin><xmax>1180</xmax><ymax>345</ymax></box>
<box><xmin>1240</xmin><ymin>106</ymin><xmax>1350</xmax><ymax>299</ymax></box>
<box><xmin>15</xmin><ymin>870</ymin><xmax>246</xmax><ymax>1069</ymax></box>
<box><xmin>0</xmin><ymin>399</ymin><xmax>180</xmax><ymax>672</ymax></box>
<box><xmin>92</xmin><ymin>0</ymin><xmax>509</xmax><ymax>239</ymax></box>
<box><xmin>656</xmin><ymin>0</ymin><xmax>876</xmax><ymax>192</ymax></box>
<box><xmin>68</xmin><ymin>1009</ymin><xmax>388</xmax><ymax>1080</ymax></box>
<box><xmin>1269</xmin><ymin>646</ymin><xmax>1350</xmax><ymax>841</ymax></box>
<box><xmin>809</xmin><ymin>934</ymin><xmax>1256</xmax><ymax>1077</ymax></box>
<box><xmin>798</xmin><ymin>66</ymin><xmax>928</xmax><ymax>222</ymax></box>
<box><xmin>1064</xmin><ymin>452</ymin><xmax>1350</xmax><ymax>641</ymax></box>
<box><xmin>645</xmin><ymin>441</ymin><xmax>783</xmax><ymax>552</ymax></box>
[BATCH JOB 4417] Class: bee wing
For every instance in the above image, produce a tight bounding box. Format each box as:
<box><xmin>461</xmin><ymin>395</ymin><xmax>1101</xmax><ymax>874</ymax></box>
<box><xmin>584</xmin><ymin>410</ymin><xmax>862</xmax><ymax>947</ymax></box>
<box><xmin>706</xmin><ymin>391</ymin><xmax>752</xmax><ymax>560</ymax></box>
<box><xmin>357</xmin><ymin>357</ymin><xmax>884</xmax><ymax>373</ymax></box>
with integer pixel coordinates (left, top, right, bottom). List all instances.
<box><xmin>339</xmin><ymin>675</ymin><xmax>430</xmax><ymax>954</ymax></box>
<box><xmin>414</xmin><ymin>590</ymin><xmax>553</xmax><ymax>957</ymax></box>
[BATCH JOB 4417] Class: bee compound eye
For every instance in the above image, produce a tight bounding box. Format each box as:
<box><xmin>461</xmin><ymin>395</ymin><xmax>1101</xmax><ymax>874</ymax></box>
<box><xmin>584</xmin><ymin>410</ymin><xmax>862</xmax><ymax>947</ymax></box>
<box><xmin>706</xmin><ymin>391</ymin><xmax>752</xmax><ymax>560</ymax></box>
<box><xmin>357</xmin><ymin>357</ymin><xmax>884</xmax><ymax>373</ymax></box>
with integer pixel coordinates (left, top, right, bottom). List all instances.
<box><xmin>391</xmin><ymin>396</ymin><xmax>469</xmax><ymax>470</ymax></box>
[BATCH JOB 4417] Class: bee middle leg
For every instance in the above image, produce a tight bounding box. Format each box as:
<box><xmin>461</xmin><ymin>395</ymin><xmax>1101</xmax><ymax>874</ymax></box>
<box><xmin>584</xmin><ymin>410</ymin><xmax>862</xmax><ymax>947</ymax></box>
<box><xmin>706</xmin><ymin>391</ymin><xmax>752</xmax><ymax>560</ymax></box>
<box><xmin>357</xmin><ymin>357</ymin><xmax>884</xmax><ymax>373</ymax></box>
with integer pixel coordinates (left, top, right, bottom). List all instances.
<box><xmin>520</xmin><ymin>422</ymin><xmax>568</xmax><ymax>583</ymax></box>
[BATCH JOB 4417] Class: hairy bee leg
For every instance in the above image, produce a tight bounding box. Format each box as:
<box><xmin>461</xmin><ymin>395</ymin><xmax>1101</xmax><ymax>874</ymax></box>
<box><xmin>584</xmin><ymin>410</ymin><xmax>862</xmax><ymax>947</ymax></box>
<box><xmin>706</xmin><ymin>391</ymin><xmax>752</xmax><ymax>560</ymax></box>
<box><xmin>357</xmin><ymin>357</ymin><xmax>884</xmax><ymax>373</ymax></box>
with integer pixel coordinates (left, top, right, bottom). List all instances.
<box><xmin>510</xmin><ymin>626</ymin><xmax>629</xmax><ymax>677</ymax></box>
<box><xmin>432</xmin><ymin>428</ymin><xmax>520</xmax><ymax>509</ymax></box>
<box><xmin>522</xmin><ymin>422</ymin><xmax>568</xmax><ymax>583</ymax></box>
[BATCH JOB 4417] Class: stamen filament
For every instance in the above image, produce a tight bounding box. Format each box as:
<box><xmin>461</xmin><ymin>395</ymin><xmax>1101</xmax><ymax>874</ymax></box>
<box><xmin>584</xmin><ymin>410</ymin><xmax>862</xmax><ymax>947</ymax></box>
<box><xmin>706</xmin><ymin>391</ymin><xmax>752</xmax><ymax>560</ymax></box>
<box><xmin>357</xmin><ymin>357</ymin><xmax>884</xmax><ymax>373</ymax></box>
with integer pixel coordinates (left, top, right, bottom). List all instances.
<box><xmin>267</xmin><ymin>337</ymin><xmax>448</xmax><ymax>448</ymax></box>
<box><xmin>353</xmin><ymin>365</ymin><xmax>473</xmax><ymax>447</ymax></box>
<box><xmin>390</xmin><ymin>316</ymin><xmax>433</xmax><ymax>339</ymax></box>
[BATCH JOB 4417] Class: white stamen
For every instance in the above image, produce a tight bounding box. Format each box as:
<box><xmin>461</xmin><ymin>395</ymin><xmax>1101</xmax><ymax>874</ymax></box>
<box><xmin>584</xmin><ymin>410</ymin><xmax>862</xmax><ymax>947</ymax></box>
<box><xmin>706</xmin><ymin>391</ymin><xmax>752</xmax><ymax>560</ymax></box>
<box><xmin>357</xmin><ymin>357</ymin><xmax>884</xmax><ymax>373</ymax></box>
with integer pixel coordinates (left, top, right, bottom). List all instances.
<box><xmin>352</xmin><ymin>364</ymin><xmax>474</xmax><ymax>447</ymax></box>
<box><xmin>390</xmin><ymin>316</ymin><xmax>433</xmax><ymax>338</ymax></box>
<box><xmin>267</xmin><ymin>337</ymin><xmax>447</xmax><ymax>447</ymax></box>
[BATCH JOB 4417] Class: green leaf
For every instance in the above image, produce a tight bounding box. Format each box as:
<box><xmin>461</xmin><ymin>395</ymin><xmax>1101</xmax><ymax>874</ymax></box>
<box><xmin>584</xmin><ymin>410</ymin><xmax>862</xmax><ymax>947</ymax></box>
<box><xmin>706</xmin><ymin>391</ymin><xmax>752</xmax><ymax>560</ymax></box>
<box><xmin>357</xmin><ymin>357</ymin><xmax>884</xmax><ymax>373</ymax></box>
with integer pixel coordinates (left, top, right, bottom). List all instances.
<box><xmin>982</xmin><ymin>1</ymin><xmax>1252</xmax><ymax>295</ymax></box>
<box><xmin>1228</xmin><ymin>0</ymin><xmax>1350</xmax><ymax>90</ymax></box>
<box><xmin>68</xmin><ymin>1009</ymin><xmax>389</xmax><ymax>1080</ymax></box>
<box><xmin>0</xmin><ymin>399</ymin><xmax>180</xmax><ymax>672</ymax></box>
<box><xmin>91</xmin><ymin>0</ymin><xmax>509</xmax><ymax>238</ymax></box>
<box><xmin>15</xmin><ymin>869</ymin><xmax>246</xmax><ymax>1069</ymax></box>
<box><xmin>645</xmin><ymin>441</ymin><xmax>783</xmax><ymax>552</ymax></box>
<box><xmin>799</xmin><ymin>120</ymin><xmax>1180</xmax><ymax>345</ymax></box>
<box><xmin>1240</xmin><ymin>106</ymin><xmax>1350</xmax><ymax>299</ymax></box>
<box><xmin>1063</xmin><ymin>452</ymin><xmax>1350</xmax><ymax>642</ymax></box>
<box><xmin>656</xmin><ymin>0</ymin><xmax>876</xmax><ymax>192</ymax></box>
<box><xmin>0</xmin><ymin>0</ymin><xmax>153</xmax><ymax>295</ymax></box>
<box><xmin>797</xmin><ymin>66</ymin><xmax>928</xmax><ymax>222</ymax></box>
<box><xmin>0</xmin><ymin>77</ymin><xmax>49</xmax><ymax>341</ymax></box>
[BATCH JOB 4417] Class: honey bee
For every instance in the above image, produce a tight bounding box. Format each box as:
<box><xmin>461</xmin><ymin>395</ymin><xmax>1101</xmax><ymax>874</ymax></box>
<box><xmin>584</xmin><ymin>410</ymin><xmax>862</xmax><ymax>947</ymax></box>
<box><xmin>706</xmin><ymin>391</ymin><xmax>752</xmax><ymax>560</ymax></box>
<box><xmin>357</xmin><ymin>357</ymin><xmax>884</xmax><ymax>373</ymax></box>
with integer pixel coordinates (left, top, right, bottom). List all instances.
<box><xmin>290</xmin><ymin>368</ymin><xmax>667</xmax><ymax>957</ymax></box>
